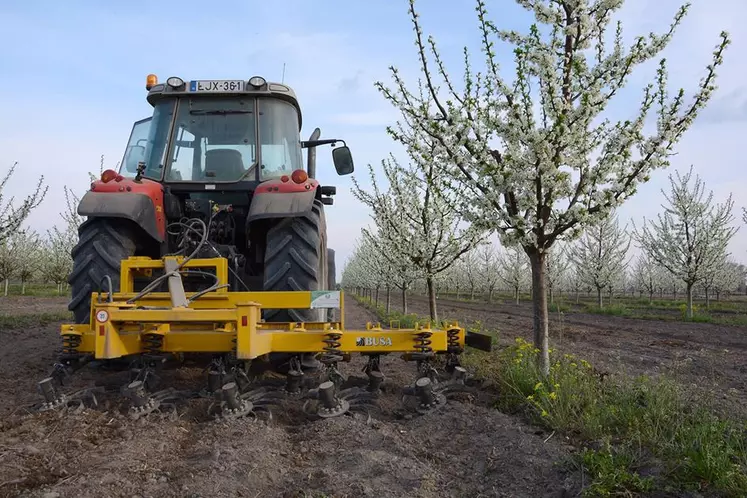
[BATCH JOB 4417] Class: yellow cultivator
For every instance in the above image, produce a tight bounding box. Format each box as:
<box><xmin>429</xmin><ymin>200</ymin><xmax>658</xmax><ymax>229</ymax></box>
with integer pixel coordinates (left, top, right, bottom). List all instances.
<box><xmin>37</xmin><ymin>255</ymin><xmax>490</xmax><ymax>420</ymax></box>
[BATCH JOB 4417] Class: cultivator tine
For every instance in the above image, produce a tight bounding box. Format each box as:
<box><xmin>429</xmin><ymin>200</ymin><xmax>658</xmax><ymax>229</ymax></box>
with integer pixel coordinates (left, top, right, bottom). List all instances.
<box><xmin>403</xmin><ymin>377</ymin><xmax>447</xmax><ymax>414</ymax></box>
<box><xmin>123</xmin><ymin>380</ymin><xmax>187</xmax><ymax>420</ymax></box>
<box><xmin>366</xmin><ymin>370</ymin><xmax>385</xmax><ymax>393</ymax></box>
<box><xmin>302</xmin><ymin>380</ymin><xmax>378</xmax><ymax>420</ymax></box>
<box><xmin>284</xmin><ymin>368</ymin><xmax>305</xmax><ymax>396</ymax></box>
<box><xmin>35</xmin><ymin>358</ymin><xmax>110</xmax><ymax>414</ymax></box>
<box><xmin>214</xmin><ymin>381</ymin><xmax>256</xmax><ymax>420</ymax></box>
<box><xmin>401</xmin><ymin>365</ymin><xmax>475</xmax><ymax>415</ymax></box>
<box><xmin>209</xmin><ymin>379</ymin><xmax>289</xmax><ymax>422</ymax></box>
<box><xmin>363</xmin><ymin>354</ymin><xmax>385</xmax><ymax>394</ymax></box>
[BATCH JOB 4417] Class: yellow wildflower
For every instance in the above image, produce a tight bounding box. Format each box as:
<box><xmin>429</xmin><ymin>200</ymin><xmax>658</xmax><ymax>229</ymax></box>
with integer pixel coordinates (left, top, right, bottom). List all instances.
<box><xmin>549</xmin><ymin>392</ymin><xmax>557</xmax><ymax>400</ymax></box>
<box><xmin>534</xmin><ymin>382</ymin><xmax>543</xmax><ymax>391</ymax></box>
<box><xmin>541</xmin><ymin>410</ymin><xmax>548</xmax><ymax>417</ymax></box>
<box><xmin>554</xmin><ymin>383</ymin><xmax>560</xmax><ymax>389</ymax></box>
<box><xmin>570</xmin><ymin>362</ymin><xmax>577</xmax><ymax>368</ymax></box>
<box><xmin>527</xmin><ymin>394</ymin><xmax>534</xmax><ymax>400</ymax></box>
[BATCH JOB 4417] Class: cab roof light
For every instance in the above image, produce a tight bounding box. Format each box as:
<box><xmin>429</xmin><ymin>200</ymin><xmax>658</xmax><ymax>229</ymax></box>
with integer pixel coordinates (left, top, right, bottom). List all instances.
<box><xmin>166</xmin><ymin>76</ymin><xmax>184</xmax><ymax>88</ymax></box>
<box><xmin>146</xmin><ymin>74</ymin><xmax>158</xmax><ymax>90</ymax></box>
<box><xmin>291</xmin><ymin>169</ymin><xmax>308</xmax><ymax>184</ymax></box>
<box><xmin>249</xmin><ymin>76</ymin><xmax>266</xmax><ymax>87</ymax></box>
<box><xmin>101</xmin><ymin>169</ymin><xmax>118</xmax><ymax>183</ymax></box>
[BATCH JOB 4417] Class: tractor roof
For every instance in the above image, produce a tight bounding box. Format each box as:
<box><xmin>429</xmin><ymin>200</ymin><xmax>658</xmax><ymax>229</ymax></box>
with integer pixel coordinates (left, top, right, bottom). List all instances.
<box><xmin>144</xmin><ymin>75</ymin><xmax>302</xmax><ymax>124</ymax></box>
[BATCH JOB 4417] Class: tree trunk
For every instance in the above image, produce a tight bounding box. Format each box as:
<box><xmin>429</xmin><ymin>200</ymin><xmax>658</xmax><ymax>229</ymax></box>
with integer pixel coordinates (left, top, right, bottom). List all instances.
<box><xmin>529</xmin><ymin>252</ymin><xmax>550</xmax><ymax>377</ymax></box>
<box><xmin>375</xmin><ymin>286</ymin><xmax>380</xmax><ymax>307</ymax></box>
<box><xmin>648</xmin><ymin>290</ymin><xmax>653</xmax><ymax>304</ymax></box>
<box><xmin>385</xmin><ymin>286</ymin><xmax>391</xmax><ymax>315</ymax></box>
<box><xmin>596</xmin><ymin>287</ymin><xmax>602</xmax><ymax>308</ymax></box>
<box><xmin>686</xmin><ymin>282</ymin><xmax>694</xmax><ymax>319</ymax></box>
<box><xmin>487</xmin><ymin>288</ymin><xmax>493</xmax><ymax>303</ymax></box>
<box><xmin>455</xmin><ymin>284</ymin><xmax>460</xmax><ymax>300</ymax></box>
<box><xmin>21</xmin><ymin>279</ymin><xmax>26</xmax><ymax>295</ymax></box>
<box><xmin>401</xmin><ymin>287</ymin><xmax>408</xmax><ymax>314</ymax></box>
<box><xmin>716</xmin><ymin>289</ymin><xmax>721</xmax><ymax>302</ymax></box>
<box><xmin>470</xmin><ymin>285</ymin><xmax>475</xmax><ymax>300</ymax></box>
<box><xmin>514</xmin><ymin>287</ymin><xmax>519</xmax><ymax>305</ymax></box>
<box><xmin>549</xmin><ymin>286</ymin><xmax>554</xmax><ymax>306</ymax></box>
<box><xmin>426</xmin><ymin>276</ymin><xmax>438</xmax><ymax>323</ymax></box>
<box><xmin>575</xmin><ymin>288</ymin><xmax>580</xmax><ymax>304</ymax></box>
<box><xmin>704</xmin><ymin>287</ymin><xmax>710</xmax><ymax>309</ymax></box>
<box><xmin>3</xmin><ymin>279</ymin><xmax>7</xmax><ymax>297</ymax></box>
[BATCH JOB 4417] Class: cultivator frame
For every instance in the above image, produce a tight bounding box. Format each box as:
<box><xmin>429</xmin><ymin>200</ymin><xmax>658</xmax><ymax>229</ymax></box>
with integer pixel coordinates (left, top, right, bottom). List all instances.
<box><xmin>36</xmin><ymin>256</ymin><xmax>490</xmax><ymax>421</ymax></box>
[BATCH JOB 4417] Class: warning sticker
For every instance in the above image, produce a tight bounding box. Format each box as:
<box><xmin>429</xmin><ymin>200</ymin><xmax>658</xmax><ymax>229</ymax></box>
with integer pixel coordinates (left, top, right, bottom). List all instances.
<box><xmin>310</xmin><ymin>291</ymin><xmax>341</xmax><ymax>309</ymax></box>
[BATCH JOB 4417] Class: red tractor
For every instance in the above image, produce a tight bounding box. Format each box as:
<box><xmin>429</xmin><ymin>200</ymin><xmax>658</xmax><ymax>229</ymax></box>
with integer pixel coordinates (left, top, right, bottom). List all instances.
<box><xmin>68</xmin><ymin>74</ymin><xmax>353</xmax><ymax>370</ymax></box>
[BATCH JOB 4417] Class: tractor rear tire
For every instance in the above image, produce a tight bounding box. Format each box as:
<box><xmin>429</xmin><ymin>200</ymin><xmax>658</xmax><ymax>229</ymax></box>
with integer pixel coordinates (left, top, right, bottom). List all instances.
<box><xmin>262</xmin><ymin>199</ymin><xmax>328</xmax><ymax>323</ymax></box>
<box><xmin>68</xmin><ymin>218</ymin><xmax>138</xmax><ymax>324</ymax></box>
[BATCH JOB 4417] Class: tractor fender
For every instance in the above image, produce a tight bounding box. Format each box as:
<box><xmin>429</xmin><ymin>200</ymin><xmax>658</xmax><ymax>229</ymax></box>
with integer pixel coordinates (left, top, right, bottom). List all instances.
<box><xmin>77</xmin><ymin>191</ymin><xmax>165</xmax><ymax>243</ymax></box>
<box><xmin>247</xmin><ymin>177</ymin><xmax>319</xmax><ymax>222</ymax></box>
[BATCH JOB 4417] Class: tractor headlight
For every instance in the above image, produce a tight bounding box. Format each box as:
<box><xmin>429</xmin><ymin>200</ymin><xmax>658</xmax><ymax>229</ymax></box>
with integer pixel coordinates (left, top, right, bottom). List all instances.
<box><xmin>249</xmin><ymin>76</ymin><xmax>266</xmax><ymax>88</ymax></box>
<box><xmin>167</xmin><ymin>76</ymin><xmax>184</xmax><ymax>88</ymax></box>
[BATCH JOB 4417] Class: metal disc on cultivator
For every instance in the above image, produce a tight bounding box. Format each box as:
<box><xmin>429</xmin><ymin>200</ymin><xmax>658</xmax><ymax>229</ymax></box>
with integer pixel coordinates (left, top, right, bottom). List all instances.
<box><xmin>209</xmin><ymin>381</ymin><xmax>288</xmax><ymax>421</ymax></box>
<box><xmin>123</xmin><ymin>380</ymin><xmax>192</xmax><ymax>421</ymax></box>
<box><xmin>402</xmin><ymin>366</ymin><xmax>475</xmax><ymax>415</ymax></box>
<box><xmin>36</xmin><ymin>377</ymin><xmax>107</xmax><ymax>414</ymax></box>
<box><xmin>301</xmin><ymin>380</ymin><xmax>379</xmax><ymax>420</ymax></box>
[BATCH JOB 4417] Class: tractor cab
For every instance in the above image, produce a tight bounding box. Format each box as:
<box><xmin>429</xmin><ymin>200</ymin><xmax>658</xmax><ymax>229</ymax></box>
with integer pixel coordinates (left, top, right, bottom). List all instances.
<box><xmin>118</xmin><ymin>75</ymin><xmax>353</xmax><ymax>189</ymax></box>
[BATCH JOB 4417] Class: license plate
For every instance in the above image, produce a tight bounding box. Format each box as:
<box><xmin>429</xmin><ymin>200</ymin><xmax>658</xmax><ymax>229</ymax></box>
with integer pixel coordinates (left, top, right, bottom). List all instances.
<box><xmin>189</xmin><ymin>80</ymin><xmax>245</xmax><ymax>92</ymax></box>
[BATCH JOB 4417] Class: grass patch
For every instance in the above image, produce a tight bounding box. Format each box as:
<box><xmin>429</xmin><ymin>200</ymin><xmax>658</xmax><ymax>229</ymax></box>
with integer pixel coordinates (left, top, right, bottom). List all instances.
<box><xmin>351</xmin><ymin>292</ymin><xmax>747</xmax><ymax>497</ymax></box>
<box><xmin>579</xmin><ymin>302</ymin><xmax>747</xmax><ymax>327</ymax></box>
<box><xmin>548</xmin><ymin>302</ymin><xmax>571</xmax><ymax>313</ymax></box>
<box><xmin>464</xmin><ymin>339</ymin><xmax>747</xmax><ymax>497</ymax></box>
<box><xmin>0</xmin><ymin>311</ymin><xmax>73</xmax><ymax>329</ymax></box>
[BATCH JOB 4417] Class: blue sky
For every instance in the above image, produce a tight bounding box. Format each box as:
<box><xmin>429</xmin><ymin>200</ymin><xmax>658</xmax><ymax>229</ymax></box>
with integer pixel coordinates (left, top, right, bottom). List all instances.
<box><xmin>1</xmin><ymin>0</ymin><xmax>745</xmax><ymax>274</ymax></box>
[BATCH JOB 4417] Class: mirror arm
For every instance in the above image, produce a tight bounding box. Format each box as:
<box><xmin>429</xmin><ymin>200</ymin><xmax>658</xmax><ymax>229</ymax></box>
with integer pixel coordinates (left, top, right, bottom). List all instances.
<box><xmin>301</xmin><ymin>138</ymin><xmax>346</xmax><ymax>149</ymax></box>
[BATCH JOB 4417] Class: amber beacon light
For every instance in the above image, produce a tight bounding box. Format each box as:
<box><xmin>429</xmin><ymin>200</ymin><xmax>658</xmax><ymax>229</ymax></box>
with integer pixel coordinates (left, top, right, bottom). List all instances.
<box><xmin>145</xmin><ymin>74</ymin><xmax>158</xmax><ymax>90</ymax></box>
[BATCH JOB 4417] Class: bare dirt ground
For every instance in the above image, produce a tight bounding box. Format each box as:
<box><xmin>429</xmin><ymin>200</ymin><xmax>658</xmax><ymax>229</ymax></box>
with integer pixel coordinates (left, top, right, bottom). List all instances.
<box><xmin>0</xmin><ymin>297</ymin><xmax>69</xmax><ymax>315</ymax></box>
<box><xmin>0</xmin><ymin>296</ymin><xmax>581</xmax><ymax>498</ymax></box>
<box><xmin>406</xmin><ymin>295</ymin><xmax>747</xmax><ymax>416</ymax></box>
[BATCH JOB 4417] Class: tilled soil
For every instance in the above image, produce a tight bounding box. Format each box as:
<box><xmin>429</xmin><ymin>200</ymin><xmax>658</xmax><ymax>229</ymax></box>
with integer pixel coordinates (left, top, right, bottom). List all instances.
<box><xmin>0</xmin><ymin>296</ymin><xmax>581</xmax><ymax>498</ymax></box>
<box><xmin>407</xmin><ymin>295</ymin><xmax>747</xmax><ymax>416</ymax></box>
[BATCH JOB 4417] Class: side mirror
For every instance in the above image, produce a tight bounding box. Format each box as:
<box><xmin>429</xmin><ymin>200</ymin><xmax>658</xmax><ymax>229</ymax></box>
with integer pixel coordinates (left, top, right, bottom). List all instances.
<box><xmin>332</xmin><ymin>146</ymin><xmax>354</xmax><ymax>176</ymax></box>
<box><xmin>124</xmin><ymin>145</ymin><xmax>145</xmax><ymax>174</ymax></box>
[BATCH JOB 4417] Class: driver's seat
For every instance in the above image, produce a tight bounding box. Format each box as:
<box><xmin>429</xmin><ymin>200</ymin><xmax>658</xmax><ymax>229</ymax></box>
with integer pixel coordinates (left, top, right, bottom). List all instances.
<box><xmin>204</xmin><ymin>149</ymin><xmax>245</xmax><ymax>181</ymax></box>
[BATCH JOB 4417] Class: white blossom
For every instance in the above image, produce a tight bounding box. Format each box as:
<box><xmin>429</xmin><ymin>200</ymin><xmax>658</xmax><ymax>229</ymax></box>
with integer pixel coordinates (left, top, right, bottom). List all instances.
<box><xmin>568</xmin><ymin>212</ymin><xmax>630</xmax><ymax>307</ymax></box>
<box><xmin>0</xmin><ymin>162</ymin><xmax>47</xmax><ymax>244</ymax></box>
<box><xmin>634</xmin><ymin>166</ymin><xmax>737</xmax><ymax>318</ymax></box>
<box><xmin>632</xmin><ymin>254</ymin><xmax>659</xmax><ymax>303</ymax></box>
<box><xmin>351</xmin><ymin>129</ymin><xmax>487</xmax><ymax>322</ymax></box>
<box><xmin>377</xmin><ymin>0</ymin><xmax>730</xmax><ymax>375</ymax></box>
<box><xmin>12</xmin><ymin>229</ymin><xmax>43</xmax><ymax>294</ymax></box>
<box><xmin>545</xmin><ymin>244</ymin><xmax>570</xmax><ymax>304</ymax></box>
<box><xmin>497</xmin><ymin>245</ymin><xmax>530</xmax><ymax>303</ymax></box>
<box><xmin>40</xmin><ymin>226</ymin><xmax>76</xmax><ymax>294</ymax></box>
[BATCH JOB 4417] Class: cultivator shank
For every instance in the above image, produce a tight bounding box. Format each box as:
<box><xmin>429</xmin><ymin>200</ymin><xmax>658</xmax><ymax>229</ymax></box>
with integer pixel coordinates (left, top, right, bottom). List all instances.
<box><xmin>37</xmin><ymin>256</ymin><xmax>490</xmax><ymax>421</ymax></box>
